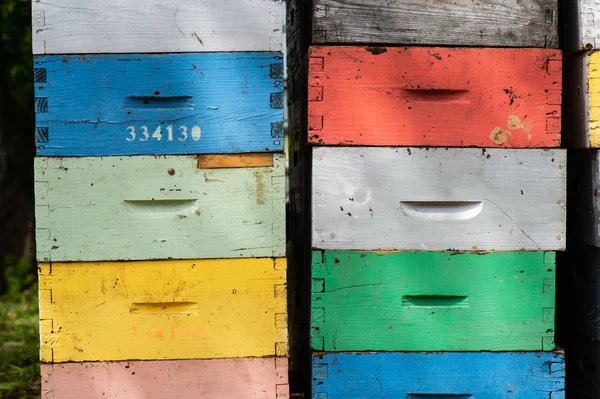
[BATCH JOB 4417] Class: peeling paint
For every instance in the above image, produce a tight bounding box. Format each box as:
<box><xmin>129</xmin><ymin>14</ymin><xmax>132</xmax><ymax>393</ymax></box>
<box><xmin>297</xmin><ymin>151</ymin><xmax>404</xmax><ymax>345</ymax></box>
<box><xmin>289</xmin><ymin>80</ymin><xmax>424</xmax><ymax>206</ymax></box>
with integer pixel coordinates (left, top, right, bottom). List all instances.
<box><xmin>490</xmin><ymin>127</ymin><xmax>511</xmax><ymax>145</ymax></box>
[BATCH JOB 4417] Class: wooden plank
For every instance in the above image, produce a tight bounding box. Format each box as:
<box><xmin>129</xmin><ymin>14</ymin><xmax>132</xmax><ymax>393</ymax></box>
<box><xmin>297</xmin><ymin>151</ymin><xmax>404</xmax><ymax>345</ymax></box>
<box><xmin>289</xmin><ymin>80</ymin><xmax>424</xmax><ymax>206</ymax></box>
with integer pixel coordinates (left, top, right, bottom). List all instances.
<box><xmin>42</xmin><ymin>358</ymin><xmax>289</xmax><ymax>399</ymax></box>
<box><xmin>35</xmin><ymin>155</ymin><xmax>285</xmax><ymax>261</ymax></box>
<box><xmin>198</xmin><ymin>154</ymin><xmax>274</xmax><ymax>169</ymax></box>
<box><xmin>562</xmin><ymin>0</ymin><xmax>600</xmax><ymax>51</ymax></box>
<box><xmin>312</xmin><ymin>0</ymin><xmax>557</xmax><ymax>48</ymax></box>
<box><xmin>31</xmin><ymin>0</ymin><xmax>283</xmax><ymax>54</ymax></box>
<box><xmin>312</xmin><ymin>147</ymin><xmax>566</xmax><ymax>251</ymax></box>
<box><xmin>308</xmin><ymin>47</ymin><xmax>562</xmax><ymax>148</ymax></box>
<box><xmin>34</xmin><ymin>53</ymin><xmax>284</xmax><ymax>156</ymax></box>
<box><xmin>312</xmin><ymin>251</ymin><xmax>556</xmax><ymax>352</ymax></box>
<box><xmin>39</xmin><ymin>259</ymin><xmax>287</xmax><ymax>362</ymax></box>
<box><xmin>312</xmin><ymin>352</ymin><xmax>565</xmax><ymax>399</ymax></box>
<box><xmin>285</xmin><ymin>0</ymin><xmax>314</xmax><ymax>392</ymax></box>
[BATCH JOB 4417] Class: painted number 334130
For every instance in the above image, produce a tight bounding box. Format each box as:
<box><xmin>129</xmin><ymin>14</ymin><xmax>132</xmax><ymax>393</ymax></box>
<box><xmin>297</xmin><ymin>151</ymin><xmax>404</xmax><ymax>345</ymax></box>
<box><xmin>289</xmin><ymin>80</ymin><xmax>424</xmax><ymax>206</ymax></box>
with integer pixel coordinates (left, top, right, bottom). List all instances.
<box><xmin>126</xmin><ymin>125</ymin><xmax>202</xmax><ymax>142</ymax></box>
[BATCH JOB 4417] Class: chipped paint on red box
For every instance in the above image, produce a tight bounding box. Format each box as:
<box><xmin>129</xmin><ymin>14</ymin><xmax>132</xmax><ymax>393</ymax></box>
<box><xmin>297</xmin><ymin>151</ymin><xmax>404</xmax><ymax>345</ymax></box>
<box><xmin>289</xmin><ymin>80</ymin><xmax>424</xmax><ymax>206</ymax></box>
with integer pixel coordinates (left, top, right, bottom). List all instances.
<box><xmin>308</xmin><ymin>46</ymin><xmax>561</xmax><ymax>148</ymax></box>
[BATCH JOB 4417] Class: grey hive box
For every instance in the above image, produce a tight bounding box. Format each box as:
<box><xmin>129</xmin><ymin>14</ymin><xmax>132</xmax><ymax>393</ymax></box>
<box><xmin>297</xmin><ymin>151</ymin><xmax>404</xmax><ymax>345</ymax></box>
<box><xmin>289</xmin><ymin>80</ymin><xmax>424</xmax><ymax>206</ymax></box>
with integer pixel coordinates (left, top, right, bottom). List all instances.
<box><xmin>313</xmin><ymin>0</ymin><xmax>558</xmax><ymax>48</ymax></box>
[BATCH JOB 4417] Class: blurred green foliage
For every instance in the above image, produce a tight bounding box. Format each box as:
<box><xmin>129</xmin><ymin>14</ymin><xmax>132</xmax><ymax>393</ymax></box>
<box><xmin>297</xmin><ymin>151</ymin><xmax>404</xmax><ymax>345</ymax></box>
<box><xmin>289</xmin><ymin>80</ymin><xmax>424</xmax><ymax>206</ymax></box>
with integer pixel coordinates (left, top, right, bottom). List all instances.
<box><xmin>0</xmin><ymin>1</ymin><xmax>38</xmax><ymax>397</ymax></box>
<box><xmin>0</xmin><ymin>277</ymin><xmax>39</xmax><ymax>399</ymax></box>
<box><xmin>0</xmin><ymin>0</ymin><xmax>33</xmax><ymax>114</ymax></box>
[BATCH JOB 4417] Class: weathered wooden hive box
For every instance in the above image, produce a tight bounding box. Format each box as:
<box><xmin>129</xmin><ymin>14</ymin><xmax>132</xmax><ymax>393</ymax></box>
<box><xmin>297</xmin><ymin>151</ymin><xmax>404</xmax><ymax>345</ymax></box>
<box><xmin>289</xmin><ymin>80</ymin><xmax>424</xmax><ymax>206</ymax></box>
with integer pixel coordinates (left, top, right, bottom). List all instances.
<box><xmin>39</xmin><ymin>258</ymin><xmax>287</xmax><ymax>362</ymax></box>
<box><xmin>312</xmin><ymin>352</ymin><xmax>565</xmax><ymax>398</ymax></box>
<box><xmin>31</xmin><ymin>0</ymin><xmax>283</xmax><ymax>54</ymax></box>
<box><xmin>312</xmin><ymin>147</ymin><xmax>566</xmax><ymax>252</ymax></box>
<box><xmin>33</xmin><ymin>0</ymin><xmax>289</xmax><ymax>398</ymax></box>
<box><xmin>35</xmin><ymin>154</ymin><xmax>285</xmax><ymax>261</ymax></box>
<box><xmin>312</xmin><ymin>251</ymin><xmax>556</xmax><ymax>352</ymax></box>
<box><xmin>34</xmin><ymin>53</ymin><xmax>284</xmax><ymax>156</ymax></box>
<box><xmin>308</xmin><ymin>2</ymin><xmax>564</xmax><ymax>397</ymax></box>
<box><xmin>309</xmin><ymin>47</ymin><xmax>562</xmax><ymax>148</ymax></box>
<box><xmin>42</xmin><ymin>359</ymin><xmax>289</xmax><ymax>399</ymax></box>
<box><xmin>312</xmin><ymin>0</ymin><xmax>558</xmax><ymax>47</ymax></box>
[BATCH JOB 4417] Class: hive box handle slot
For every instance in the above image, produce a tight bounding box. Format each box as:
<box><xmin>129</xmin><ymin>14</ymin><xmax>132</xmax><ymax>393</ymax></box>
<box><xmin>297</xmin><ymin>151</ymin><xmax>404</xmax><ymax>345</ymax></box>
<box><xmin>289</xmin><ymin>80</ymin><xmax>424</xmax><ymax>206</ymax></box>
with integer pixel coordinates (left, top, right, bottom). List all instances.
<box><xmin>398</xmin><ymin>201</ymin><xmax>483</xmax><ymax>221</ymax></box>
<box><xmin>125</xmin><ymin>96</ymin><xmax>194</xmax><ymax>109</ymax></box>
<box><xmin>402</xmin><ymin>295</ymin><xmax>469</xmax><ymax>308</ymax></box>
<box><xmin>122</xmin><ymin>199</ymin><xmax>198</xmax><ymax>218</ymax></box>
<box><xmin>407</xmin><ymin>394</ymin><xmax>473</xmax><ymax>398</ymax></box>
<box><xmin>402</xmin><ymin>89</ymin><xmax>470</xmax><ymax>104</ymax></box>
<box><xmin>130</xmin><ymin>302</ymin><xmax>197</xmax><ymax>315</ymax></box>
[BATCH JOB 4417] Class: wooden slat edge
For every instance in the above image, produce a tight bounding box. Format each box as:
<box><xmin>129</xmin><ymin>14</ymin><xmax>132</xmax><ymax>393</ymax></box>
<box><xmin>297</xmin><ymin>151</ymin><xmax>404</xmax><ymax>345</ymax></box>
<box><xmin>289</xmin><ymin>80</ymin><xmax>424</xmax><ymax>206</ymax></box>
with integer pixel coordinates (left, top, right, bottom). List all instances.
<box><xmin>198</xmin><ymin>153</ymin><xmax>274</xmax><ymax>169</ymax></box>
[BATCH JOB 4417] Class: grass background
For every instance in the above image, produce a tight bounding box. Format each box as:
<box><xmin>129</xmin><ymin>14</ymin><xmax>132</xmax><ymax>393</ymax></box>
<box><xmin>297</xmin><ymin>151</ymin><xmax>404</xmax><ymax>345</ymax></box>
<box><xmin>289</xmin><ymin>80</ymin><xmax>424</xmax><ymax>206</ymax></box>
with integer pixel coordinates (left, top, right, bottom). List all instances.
<box><xmin>0</xmin><ymin>258</ymin><xmax>40</xmax><ymax>398</ymax></box>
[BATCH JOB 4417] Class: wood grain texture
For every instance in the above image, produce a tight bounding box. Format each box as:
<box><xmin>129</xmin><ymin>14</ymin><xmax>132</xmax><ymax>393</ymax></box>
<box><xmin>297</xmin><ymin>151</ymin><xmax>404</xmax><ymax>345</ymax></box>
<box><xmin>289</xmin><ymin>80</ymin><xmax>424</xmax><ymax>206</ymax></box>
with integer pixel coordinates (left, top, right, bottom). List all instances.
<box><xmin>34</xmin><ymin>53</ymin><xmax>283</xmax><ymax>156</ymax></box>
<box><xmin>588</xmin><ymin>53</ymin><xmax>600</xmax><ymax>148</ymax></box>
<box><xmin>42</xmin><ymin>358</ymin><xmax>289</xmax><ymax>399</ymax></box>
<box><xmin>308</xmin><ymin>47</ymin><xmax>562</xmax><ymax>148</ymax></box>
<box><xmin>285</xmin><ymin>0</ymin><xmax>315</xmax><ymax>392</ymax></box>
<box><xmin>35</xmin><ymin>155</ymin><xmax>285</xmax><ymax>262</ymax></box>
<box><xmin>563</xmin><ymin>0</ymin><xmax>600</xmax><ymax>51</ymax></box>
<box><xmin>197</xmin><ymin>154</ymin><xmax>274</xmax><ymax>169</ymax></box>
<box><xmin>312</xmin><ymin>251</ymin><xmax>556</xmax><ymax>352</ymax></box>
<box><xmin>312</xmin><ymin>147</ymin><xmax>566</xmax><ymax>251</ymax></box>
<box><xmin>39</xmin><ymin>259</ymin><xmax>287</xmax><ymax>363</ymax></box>
<box><xmin>31</xmin><ymin>0</ymin><xmax>283</xmax><ymax>54</ymax></box>
<box><xmin>312</xmin><ymin>0</ymin><xmax>557</xmax><ymax>47</ymax></box>
<box><xmin>312</xmin><ymin>352</ymin><xmax>565</xmax><ymax>399</ymax></box>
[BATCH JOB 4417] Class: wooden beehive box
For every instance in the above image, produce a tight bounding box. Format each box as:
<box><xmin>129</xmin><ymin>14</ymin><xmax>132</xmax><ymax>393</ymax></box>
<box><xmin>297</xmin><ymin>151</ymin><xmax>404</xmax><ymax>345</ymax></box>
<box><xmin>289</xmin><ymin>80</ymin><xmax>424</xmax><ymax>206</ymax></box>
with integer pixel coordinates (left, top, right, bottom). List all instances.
<box><xmin>42</xmin><ymin>358</ymin><xmax>289</xmax><ymax>399</ymax></box>
<box><xmin>31</xmin><ymin>0</ymin><xmax>283</xmax><ymax>54</ymax></box>
<box><xmin>34</xmin><ymin>53</ymin><xmax>283</xmax><ymax>156</ymax></box>
<box><xmin>308</xmin><ymin>47</ymin><xmax>561</xmax><ymax>148</ymax></box>
<box><xmin>35</xmin><ymin>154</ymin><xmax>285</xmax><ymax>261</ymax></box>
<box><xmin>39</xmin><ymin>258</ymin><xmax>287</xmax><ymax>363</ymax></box>
<box><xmin>312</xmin><ymin>0</ymin><xmax>558</xmax><ymax>47</ymax></box>
<box><xmin>312</xmin><ymin>352</ymin><xmax>565</xmax><ymax>398</ymax></box>
<box><xmin>312</xmin><ymin>251</ymin><xmax>556</xmax><ymax>352</ymax></box>
<box><xmin>312</xmin><ymin>147</ymin><xmax>566</xmax><ymax>252</ymax></box>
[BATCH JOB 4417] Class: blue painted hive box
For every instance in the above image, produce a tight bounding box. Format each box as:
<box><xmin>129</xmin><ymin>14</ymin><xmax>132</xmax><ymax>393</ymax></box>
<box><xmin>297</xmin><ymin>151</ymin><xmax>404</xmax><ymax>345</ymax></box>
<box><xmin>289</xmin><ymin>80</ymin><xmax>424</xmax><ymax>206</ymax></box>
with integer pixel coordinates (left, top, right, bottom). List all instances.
<box><xmin>312</xmin><ymin>352</ymin><xmax>565</xmax><ymax>399</ymax></box>
<box><xmin>34</xmin><ymin>53</ymin><xmax>284</xmax><ymax>156</ymax></box>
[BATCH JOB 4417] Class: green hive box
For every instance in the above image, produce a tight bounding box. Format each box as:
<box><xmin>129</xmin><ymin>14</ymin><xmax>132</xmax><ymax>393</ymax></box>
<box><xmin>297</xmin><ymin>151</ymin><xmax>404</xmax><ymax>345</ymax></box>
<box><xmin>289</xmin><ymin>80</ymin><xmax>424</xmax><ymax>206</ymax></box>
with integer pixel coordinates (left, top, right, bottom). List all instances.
<box><xmin>312</xmin><ymin>251</ymin><xmax>556</xmax><ymax>352</ymax></box>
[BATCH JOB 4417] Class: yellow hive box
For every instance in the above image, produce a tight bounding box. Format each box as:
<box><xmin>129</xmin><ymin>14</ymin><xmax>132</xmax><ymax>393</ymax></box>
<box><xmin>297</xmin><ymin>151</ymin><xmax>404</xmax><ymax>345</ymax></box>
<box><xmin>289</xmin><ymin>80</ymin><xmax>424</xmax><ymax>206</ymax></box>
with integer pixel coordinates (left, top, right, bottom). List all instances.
<box><xmin>39</xmin><ymin>258</ymin><xmax>287</xmax><ymax>363</ymax></box>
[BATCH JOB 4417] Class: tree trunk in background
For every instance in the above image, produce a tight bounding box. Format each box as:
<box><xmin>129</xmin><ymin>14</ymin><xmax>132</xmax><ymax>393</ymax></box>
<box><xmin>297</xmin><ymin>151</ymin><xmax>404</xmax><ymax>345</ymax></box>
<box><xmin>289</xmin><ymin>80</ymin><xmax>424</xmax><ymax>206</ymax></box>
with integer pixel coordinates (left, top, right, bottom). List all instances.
<box><xmin>0</xmin><ymin>0</ymin><xmax>35</xmax><ymax>294</ymax></box>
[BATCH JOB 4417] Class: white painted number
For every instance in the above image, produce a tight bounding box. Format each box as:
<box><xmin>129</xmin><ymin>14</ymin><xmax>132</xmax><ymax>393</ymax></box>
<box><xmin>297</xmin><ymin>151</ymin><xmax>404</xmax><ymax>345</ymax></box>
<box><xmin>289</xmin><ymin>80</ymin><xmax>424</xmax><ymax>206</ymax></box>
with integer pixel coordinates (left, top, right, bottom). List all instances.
<box><xmin>126</xmin><ymin>126</ymin><xmax>136</xmax><ymax>141</ymax></box>
<box><xmin>191</xmin><ymin>126</ymin><xmax>201</xmax><ymax>141</ymax></box>
<box><xmin>140</xmin><ymin>126</ymin><xmax>149</xmax><ymax>141</ymax></box>
<box><xmin>178</xmin><ymin>126</ymin><xmax>187</xmax><ymax>142</ymax></box>
<box><xmin>152</xmin><ymin>126</ymin><xmax>162</xmax><ymax>141</ymax></box>
<box><xmin>126</xmin><ymin>125</ymin><xmax>202</xmax><ymax>143</ymax></box>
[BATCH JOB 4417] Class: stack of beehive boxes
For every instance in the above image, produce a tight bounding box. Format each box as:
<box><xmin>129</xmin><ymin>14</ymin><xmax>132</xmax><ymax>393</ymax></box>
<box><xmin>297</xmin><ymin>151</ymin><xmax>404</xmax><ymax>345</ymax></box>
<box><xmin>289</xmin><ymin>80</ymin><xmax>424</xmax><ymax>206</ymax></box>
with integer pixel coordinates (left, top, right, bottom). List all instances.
<box><xmin>563</xmin><ymin>1</ymin><xmax>600</xmax><ymax>396</ymax></box>
<box><xmin>309</xmin><ymin>1</ymin><xmax>566</xmax><ymax>397</ymax></box>
<box><xmin>31</xmin><ymin>1</ymin><xmax>289</xmax><ymax>398</ymax></box>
